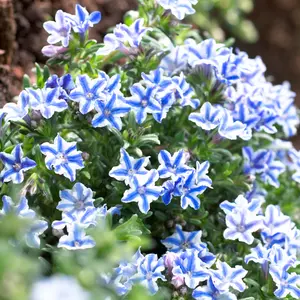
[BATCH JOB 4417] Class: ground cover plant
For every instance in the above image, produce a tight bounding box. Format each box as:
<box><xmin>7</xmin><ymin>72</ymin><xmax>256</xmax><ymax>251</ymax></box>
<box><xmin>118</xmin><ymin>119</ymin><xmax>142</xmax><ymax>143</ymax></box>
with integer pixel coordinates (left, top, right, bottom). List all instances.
<box><xmin>0</xmin><ymin>0</ymin><xmax>300</xmax><ymax>299</ymax></box>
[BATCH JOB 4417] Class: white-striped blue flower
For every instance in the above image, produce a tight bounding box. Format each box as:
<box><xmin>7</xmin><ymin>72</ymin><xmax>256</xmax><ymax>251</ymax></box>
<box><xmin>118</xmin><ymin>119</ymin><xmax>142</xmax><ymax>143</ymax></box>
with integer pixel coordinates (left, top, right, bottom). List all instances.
<box><xmin>157</xmin><ymin>0</ymin><xmax>198</xmax><ymax>20</ymax></box>
<box><xmin>172</xmin><ymin>249</ymin><xmax>210</xmax><ymax>289</ymax></box>
<box><xmin>57</xmin><ymin>183</ymin><xmax>95</xmax><ymax>215</ymax></box>
<box><xmin>210</xmin><ymin>261</ymin><xmax>248</xmax><ymax>293</ymax></box>
<box><xmin>45</xmin><ymin>74</ymin><xmax>75</xmax><ymax>99</ymax></box>
<box><xmin>109</xmin><ymin>148</ymin><xmax>149</xmax><ymax>185</ymax></box>
<box><xmin>126</xmin><ymin>84</ymin><xmax>161</xmax><ymax>124</ymax></box>
<box><xmin>192</xmin><ymin>277</ymin><xmax>237</xmax><ymax>300</ymax></box>
<box><xmin>161</xmin><ymin>177</ymin><xmax>183</xmax><ymax>205</ymax></box>
<box><xmin>132</xmin><ymin>253</ymin><xmax>165</xmax><ymax>295</ymax></box>
<box><xmin>224</xmin><ymin>208</ymin><xmax>263</xmax><ymax>245</ymax></box>
<box><xmin>26</xmin><ymin>219</ymin><xmax>48</xmax><ymax>248</ymax></box>
<box><xmin>121</xmin><ymin>170</ymin><xmax>162</xmax><ymax>214</ymax></box>
<box><xmin>92</xmin><ymin>94</ymin><xmax>130</xmax><ymax>130</ymax></box>
<box><xmin>27</xmin><ymin>87</ymin><xmax>68</xmax><ymax>119</ymax></box>
<box><xmin>244</xmin><ymin>243</ymin><xmax>270</xmax><ymax>265</ymax></box>
<box><xmin>69</xmin><ymin>74</ymin><xmax>106</xmax><ymax>114</ymax></box>
<box><xmin>40</xmin><ymin>134</ymin><xmax>84</xmax><ymax>181</ymax></box>
<box><xmin>189</xmin><ymin>102</ymin><xmax>222</xmax><ymax>131</ymax></box>
<box><xmin>0</xmin><ymin>144</ymin><xmax>36</xmax><ymax>184</ymax></box>
<box><xmin>58</xmin><ymin>223</ymin><xmax>96</xmax><ymax>250</ymax></box>
<box><xmin>269</xmin><ymin>265</ymin><xmax>300</xmax><ymax>299</ymax></box>
<box><xmin>161</xmin><ymin>224</ymin><xmax>206</xmax><ymax>253</ymax></box>
<box><xmin>98</xmin><ymin>71</ymin><xmax>122</xmax><ymax>96</ymax></box>
<box><xmin>157</xmin><ymin>149</ymin><xmax>192</xmax><ymax>179</ymax></box>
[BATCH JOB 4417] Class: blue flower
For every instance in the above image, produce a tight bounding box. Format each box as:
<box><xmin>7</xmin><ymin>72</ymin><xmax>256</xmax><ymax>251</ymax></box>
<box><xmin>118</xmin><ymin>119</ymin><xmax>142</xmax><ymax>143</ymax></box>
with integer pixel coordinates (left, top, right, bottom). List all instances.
<box><xmin>58</xmin><ymin>223</ymin><xmax>96</xmax><ymax>250</ymax></box>
<box><xmin>69</xmin><ymin>74</ymin><xmax>106</xmax><ymax>114</ymax></box>
<box><xmin>121</xmin><ymin>170</ymin><xmax>162</xmax><ymax>214</ymax></box>
<box><xmin>157</xmin><ymin>0</ymin><xmax>198</xmax><ymax>20</ymax></box>
<box><xmin>223</xmin><ymin>208</ymin><xmax>263</xmax><ymax>245</ymax></box>
<box><xmin>98</xmin><ymin>71</ymin><xmax>122</xmax><ymax>95</ymax></box>
<box><xmin>172</xmin><ymin>73</ymin><xmax>200</xmax><ymax>109</ymax></box>
<box><xmin>0</xmin><ymin>195</ymin><xmax>35</xmax><ymax>218</ymax></box>
<box><xmin>157</xmin><ymin>149</ymin><xmax>192</xmax><ymax>179</ymax></box>
<box><xmin>92</xmin><ymin>94</ymin><xmax>130</xmax><ymax>130</ymax></box>
<box><xmin>109</xmin><ymin>148</ymin><xmax>149</xmax><ymax>185</ymax></box>
<box><xmin>66</xmin><ymin>4</ymin><xmax>101</xmax><ymax>36</ymax></box>
<box><xmin>153</xmin><ymin>93</ymin><xmax>176</xmax><ymax>123</ymax></box>
<box><xmin>161</xmin><ymin>177</ymin><xmax>183</xmax><ymax>205</ymax></box>
<box><xmin>30</xmin><ymin>275</ymin><xmax>91</xmax><ymax>300</ymax></box>
<box><xmin>195</xmin><ymin>161</ymin><xmax>212</xmax><ymax>187</ymax></box>
<box><xmin>269</xmin><ymin>265</ymin><xmax>300</xmax><ymax>299</ymax></box>
<box><xmin>40</xmin><ymin>134</ymin><xmax>84</xmax><ymax>181</ymax></box>
<box><xmin>57</xmin><ymin>183</ymin><xmax>95</xmax><ymax>215</ymax></box>
<box><xmin>268</xmin><ymin>245</ymin><xmax>298</xmax><ymax>269</ymax></box>
<box><xmin>43</xmin><ymin>10</ymin><xmax>71</xmax><ymax>47</ymax></box>
<box><xmin>26</xmin><ymin>219</ymin><xmax>48</xmax><ymax>248</ymax></box>
<box><xmin>0</xmin><ymin>144</ymin><xmax>36</xmax><ymax>184</ymax></box>
<box><xmin>97</xmin><ymin>19</ymin><xmax>150</xmax><ymax>56</ymax></box>
<box><xmin>132</xmin><ymin>253</ymin><xmax>165</xmax><ymax>295</ymax></box>
<box><xmin>45</xmin><ymin>74</ymin><xmax>75</xmax><ymax>99</ymax></box>
<box><xmin>180</xmin><ymin>171</ymin><xmax>210</xmax><ymax>210</ymax></box>
<box><xmin>172</xmin><ymin>249</ymin><xmax>209</xmax><ymax>289</ymax></box>
<box><xmin>192</xmin><ymin>277</ymin><xmax>237</xmax><ymax>300</ymax></box>
<box><xmin>244</xmin><ymin>243</ymin><xmax>270</xmax><ymax>265</ymax></box>
<box><xmin>126</xmin><ymin>84</ymin><xmax>161</xmax><ymax>124</ymax></box>
<box><xmin>27</xmin><ymin>87</ymin><xmax>68</xmax><ymax>119</ymax></box>
<box><xmin>161</xmin><ymin>224</ymin><xmax>206</xmax><ymax>253</ymax></box>
<box><xmin>2</xmin><ymin>90</ymin><xmax>29</xmax><ymax>122</ymax></box>
<box><xmin>210</xmin><ymin>261</ymin><xmax>248</xmax><ymax>293</ymax></box>
<box><xmin>189</xmin><ymin>102</ymin><xmax>222</xmax><ymax>131</ymax></box>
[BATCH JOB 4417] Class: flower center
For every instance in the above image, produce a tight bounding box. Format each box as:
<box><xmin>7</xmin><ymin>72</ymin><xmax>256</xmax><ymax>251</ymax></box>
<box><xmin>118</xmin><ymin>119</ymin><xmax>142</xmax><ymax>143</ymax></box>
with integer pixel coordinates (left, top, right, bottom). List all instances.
<box><xmin>13</xmin><ymin>163</ymin><xmax>22</xmax><ymax>171</ymax></box>
<box><xmin>138</xmin><ymin>186</ymin><xmax>146</xmax><ymax>194</ymax></box>
<box><xmin>74</xmin><ymin>241</ymin><xmax>81</xmax><ymax>247</ymax></box>
<box><xmin>237</xmin><ymin>225</ymin><xmax>245</xmax><ymax>232</ymax></box>
<box><xmin>104</xmin><ymin>109</ymin><xmax>111</xmax><ymax>117</ymax></box>
<box><xmin>128</xmin><ymin>169</ymin><xmax>135</xmax><ymax>175</ymax></box>
<box><xmin>141</xmin><ymin>99</ymin><xmax>148</xmax><ymax>107</ymax></box>
<box><xmin>146</xmin><ymin>272</ymin><xmax>153</xmax><ymax>280</ymax></box>
<box><xmin>56</xmin><ymin>153</ymin><xmax>67</xmax><ymax>163</ymax></box>
<box><xmin>86</xmin><ymin>92</ymin><xmax>94</xmax><ymax>100</ymax></box>
<box><xmin>59</xmin><ymin>28</ymin><xmax>69</xmax><ymax>37</ymax></box>
<box><xmin>75</xmin><ymin>200</ymin><xmax>85</xmax><ymax>210</ymax></box>
<box><xmin>181</xmin><ymin>241</ymin><xmax>189</xmax><ymax>249</ymax></box>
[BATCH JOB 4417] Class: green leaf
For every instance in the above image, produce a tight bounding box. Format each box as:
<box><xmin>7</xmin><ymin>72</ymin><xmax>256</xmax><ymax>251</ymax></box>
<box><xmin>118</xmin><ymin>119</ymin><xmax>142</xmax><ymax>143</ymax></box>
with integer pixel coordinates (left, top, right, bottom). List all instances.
<box><xmin>114</xmin><ymin>215</ymin><xmax>150</xmax><ymax>241</ymax></box>
<box><xmin>135</xmin><ymin>134</ymin><xmax>160</xmax><ymax>147</ymax></box>
<box><xmin>35</xmin><ymin>63</ymin><xmax>44</xmax><ymax>88</ymax></box>
<box><xmin>22</xmin><ymin>74</ymin><xmax>31</xmax><ymax>89</ymax></box>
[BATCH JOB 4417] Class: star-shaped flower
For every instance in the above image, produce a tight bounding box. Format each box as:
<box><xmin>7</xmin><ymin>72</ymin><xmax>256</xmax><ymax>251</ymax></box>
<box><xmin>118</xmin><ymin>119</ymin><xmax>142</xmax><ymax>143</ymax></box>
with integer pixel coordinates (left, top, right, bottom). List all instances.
<box><xmin>121</xmin><ymin>170</ymin><xmax>162</xmax><ymax>214</ymax></box>
<box><xmin>57</xmin><ymin>183</ymin><xmax>95</xmax><ymax>215</ymax></box>
<box><xmin>45</xmin><ymin>74</ymin><xmax>75</xmax><ymax>99</ymax></box>
<box><xmin>244</xmin><ymin>243</ymin><xmax>270</xmax><ymax>265</ymax></box>
<box><xmin>26</xmin><ymin>219</ymin><xmax>48</xmax><ymax>248</ymax></box>
<box><xmin>172</xmin><ymin>249</ymin><xmax>210</xmax><ymax>289</ymax></box>
<box><xmin>126</xmin><ymin>84</ymin><xmax>161</xmax><ymax>124</ymax></box>
<box><xmin>0</xmin><ymin>144</ymin><xmax>36</xmax><ymax>184</ymax></box>
<box><xmin>157</xmin><ymin>0</ymin><xmax>198</xmax><ymax>20</ymax></box>
<box><xmin>27</xmin><ymin>87</ymin><xmax>68</xmax><ymax>119</ymax></box>
<box><xmin>161</xmin><ymin>224</ymin><xmax>206</xmax><ymax>253</ymax></box>
<box><xmin>43</xmin><ymin>10</ymin><xmax>71</xmax><ymax>47</ymax></box>
<box><xmin>92</xmin><ymin>93</ymin><xmax>130</xmax><ymax>130</ymax></box>
<box><xmin>40</xmin><ymin>134</ymin><xmax>84</xmax><ymax>181</ymax></box>
<box><xmin>109</xmin><ymin>148</ymin><xmax>149</xmax><ymax>185</ymax></box>
<box><xmin>210</xmin><ymin>261</ymin><xmax>248</xmax><ymax>293</ymax></box>
<box><xmin>157</xmin><ymin>149</ymin><xmax>192</xmax><ymax>179</ymax></box>
<box><xmin>161</xmin><ymin>177</ymin><xmax>183</xmax><ymax>205</ymax></box>
<box><xmin>0</xmin><ymin>195</ymin><xmax>35</xmax><ymax>218</ymax></box>
<box><xmin>69</xmin><ymin>74</ymin><xmax>106</xmax><ymax>114</ymax></box>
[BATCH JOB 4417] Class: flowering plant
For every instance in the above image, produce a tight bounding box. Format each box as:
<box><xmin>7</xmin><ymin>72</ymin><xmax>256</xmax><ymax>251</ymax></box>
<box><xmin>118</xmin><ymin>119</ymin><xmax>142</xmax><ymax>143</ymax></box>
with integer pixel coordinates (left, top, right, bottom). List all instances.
<box><xmin>0</xmin><ymin>1</ymin><xmax>299</xmax><ymax>299</ymax></box>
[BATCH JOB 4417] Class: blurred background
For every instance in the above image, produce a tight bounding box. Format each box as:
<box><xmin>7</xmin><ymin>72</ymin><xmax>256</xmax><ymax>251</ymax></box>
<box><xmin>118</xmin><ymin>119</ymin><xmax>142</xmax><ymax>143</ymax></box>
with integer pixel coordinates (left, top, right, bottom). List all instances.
<box><xmin>1</xmin><ymin>0</ymin><xmax>300</xmax><ymax>144</ymax></box>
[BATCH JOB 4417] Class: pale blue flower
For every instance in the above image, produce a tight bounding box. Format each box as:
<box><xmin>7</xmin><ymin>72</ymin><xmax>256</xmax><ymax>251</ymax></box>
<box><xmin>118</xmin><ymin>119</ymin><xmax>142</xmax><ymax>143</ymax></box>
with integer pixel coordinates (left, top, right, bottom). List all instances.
<box><xmin>121</xmin><ymin>170</ymin><xmax>162</xmax><ymax>214</ymax></box>
<box><xmin>66</xmin><ymin>4</ymin><xmax>101</xmax><ymax>35</ymax></box>
<box><xmin>195</xmin><ymin>161</ymin><xmax>212</xmax><ymax>187</ymax></box>
<box><xmin>57</xmin><ymin>183</ymin><xmax>95</xmax><ymax>214</ymax></box>
<box><xmin>192</xmin><ymin>277</ymin><xmax>237</xmax><ymax>300</ymax></box>
<box><xmin>0</xmin><ymin>144</ymin><xmax>36</xmax><ymax>184</ymax></box>
<box><xmin>58</xmin><ymin>223</ymin><xmax>96</xmax><ymax>250</ymax></box>
<box><xmin>0</xmin><ymin>195</ymin><xmax>35</xmax><ymax>218</ymax></box>
<box><xmin>69</xmin><ymin>74</ymin><xmax>106</xmax><ymax>114</ymax></box>
<box><xmin>92</xmin><ymin>94</ymin><xmax>130</xmax><ymax>130</ymax></box>
<box><xmin>109</xmin><ymin>148</ymin><xmax>149</xmax><ymax>185</ymax></box>
<box><xmin>26</xmin><ymin>219</ymin><xmax>48</xmax><ymax>248</ymax></box>
<box><xmin>268</xmin><ymin>245</ymin><xmax>298</xmax><ymax>269</ymax></box>
<box><xmin>244</xmin><ymin>243</ymin><xmax>270</xmax><ymax>265</ymax></box>
<box><xmin>126</xmin><ymin>84</ymin><xmax>161</xmax><ymax>124</ymax></box>
<box><xmin>180</xmin><ymin>171</ymin><xmax>210</xmax><ymax>210</ymax></box>
<box><xmin>224</xmin><ymin>208</ymin><xmax>263</xmax><ymax>245</ymax></box>
<box><xmin>41</xmin><ymin>45</ymin><xmax>67</xmax><ymax>57</ymax></box>
<box><xmin>172</xmin><ymin>249</ymin><xmax>210</xmax><ymax>289</ymax></box>
<box><xmin>2</xmin><ymin>90</ymin><xmax>29</xmax><ymax>122</ymax></box>
<box><xmin>157</xmin><ymin>0</ymin><xmax>198</xmax><ymax>20</ymax></box>
<box><xmin>197</xmin><ymin>247</ymin><xmax>216</xmax><ymax>268</ymax></box>
<box><xmin>40</xmin><ymin>134</ymin><xmax>84</xmax><ymax>182</ymax></box>
<box><xmin>30</xmin><ymin>275</ymin><xmax>91</xmax><ymax>300</ymax></box>
<box><xmin>27</xmin><ymin>87</ymin><xmax>68</xmax><ymax>119</ymax></box>
<box><xmin>189</xmin><ymin>102</ymin><xmax>222</xmax><ymax>131</ymax></box>
<box><xmin>161</xmin><ymin>224</ymin><xmax>206</xmax><ymax>253</ymax></box>
<box><xmin>210</xmin><ymin>261</ymin><xmax>248</xmax><ymax>293</ymax></box>
<box><xmin>269</xmin><ymin>265</ymin><xmax>300</xmax><ymax>299</ymax></box>
<box><xmin>132</xmin><ymin>253</ymin><xmax>165</xmax><ymax>295</ymax></box>
<box><xmin>157</xmin><ymin>149</ymin><xmax>192</xmax><ymax>179</ymax></box>
<box><xmin>43</xmin><ymin>10</ymin><xmax>71</xmax><ymax>47</ymax></box>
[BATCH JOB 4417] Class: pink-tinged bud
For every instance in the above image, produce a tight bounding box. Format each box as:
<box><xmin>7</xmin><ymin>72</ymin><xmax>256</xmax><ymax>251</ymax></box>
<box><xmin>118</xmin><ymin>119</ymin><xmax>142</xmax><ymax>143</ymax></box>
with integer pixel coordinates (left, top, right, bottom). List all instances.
<box><xmin>171</xmin><ymin>275</ymin><xmax>185</xmax><ymax>289</ymax></box>
<box><xmin>41</xmin><ymin>45</ymin><xmax>68</xmax><ymax>57</ymax></box>
<box><xmin>164</xmin><ymin>252</ymin><xmax>177</xmax><ymax>272</ymax></box>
